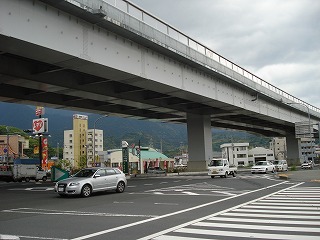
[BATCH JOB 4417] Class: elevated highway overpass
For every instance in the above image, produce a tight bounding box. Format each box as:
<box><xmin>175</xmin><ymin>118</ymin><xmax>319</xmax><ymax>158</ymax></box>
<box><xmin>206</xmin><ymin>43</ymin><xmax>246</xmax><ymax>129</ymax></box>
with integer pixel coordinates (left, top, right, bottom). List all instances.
<box><xmin>1</xmin><ymin>0</ymin><xmax>320</xmax><ymax>169</ymax></box>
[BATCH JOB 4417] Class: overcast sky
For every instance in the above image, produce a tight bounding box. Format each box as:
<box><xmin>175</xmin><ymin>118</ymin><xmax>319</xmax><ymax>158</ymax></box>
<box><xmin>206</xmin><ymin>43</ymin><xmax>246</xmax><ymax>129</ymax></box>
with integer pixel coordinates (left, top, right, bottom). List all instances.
<box><xmin>128</xmin><ymin>0</ymin><xmax>320</xmax><ymax>108</ymax></box>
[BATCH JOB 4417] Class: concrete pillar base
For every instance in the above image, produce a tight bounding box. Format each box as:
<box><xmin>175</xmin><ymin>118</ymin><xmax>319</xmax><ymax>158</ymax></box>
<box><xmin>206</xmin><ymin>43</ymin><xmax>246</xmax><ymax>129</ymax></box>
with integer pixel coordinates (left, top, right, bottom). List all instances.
<box><xmin>187</xmin><ymin>161</ymin><xmax>208</xmax><ymax>172</ymax></box>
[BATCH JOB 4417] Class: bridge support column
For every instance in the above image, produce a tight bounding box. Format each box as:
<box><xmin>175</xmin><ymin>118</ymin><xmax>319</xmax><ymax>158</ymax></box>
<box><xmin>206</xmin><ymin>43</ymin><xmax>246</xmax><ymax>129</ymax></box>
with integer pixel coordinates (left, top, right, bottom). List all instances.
<box><xmin>187</xmin><ymin>113</ymin><xmax>212</xmax><ymax>171</ymax></box>
<box><xmin>286</xmin><ymin>134</ymin><xmax>302</xmax><ymax>165</ymax></box>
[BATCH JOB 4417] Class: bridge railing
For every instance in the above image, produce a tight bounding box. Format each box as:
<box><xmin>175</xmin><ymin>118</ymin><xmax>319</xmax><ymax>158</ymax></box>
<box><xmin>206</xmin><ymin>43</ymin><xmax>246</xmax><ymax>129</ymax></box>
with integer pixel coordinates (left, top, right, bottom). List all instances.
<box><xmin>70</xmin><ymin>0</ymin><xmax>320</xmax><ymax>115</ymax></box>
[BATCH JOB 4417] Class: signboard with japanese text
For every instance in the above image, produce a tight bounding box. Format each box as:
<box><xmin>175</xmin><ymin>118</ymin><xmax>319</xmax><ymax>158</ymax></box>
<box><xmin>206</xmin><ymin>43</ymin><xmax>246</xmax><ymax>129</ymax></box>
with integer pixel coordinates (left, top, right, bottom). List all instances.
<box><xmin>42</xmin><ymin>138</ymin><xmax>48</xmax><ymax>167</ymax></box>
<box><xmin>32</xmin><ymin>118</ymin><xmax>48</xmax><ymax>134</ymax></box>
<box><xmin>122</xmin><ymin>141</ymin><xmax>129</xmax><ymax>174</ymax></box>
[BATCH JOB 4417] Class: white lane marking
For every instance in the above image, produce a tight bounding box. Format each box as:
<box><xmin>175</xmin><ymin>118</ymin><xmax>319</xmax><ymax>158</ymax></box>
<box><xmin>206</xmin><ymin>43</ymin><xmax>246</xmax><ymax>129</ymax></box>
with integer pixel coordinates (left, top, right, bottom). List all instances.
<box><xmin>193</xmin><ymin>222</ymin><xmax>320</xmax><ymax>233</ymax></box>
<box><xmin>2</xmin><ymin>208</ymin><xmax>157</xmax><ymax>218</ymax></box>
<box><xmin>208</xmin><ymin>216</ymin><xmax>320</xmax><ymax>225</ymax></box>
<box><xmin>266</xmin><ymin>197</ymin><xmax>320</xmax><ymax>200</ymax></box>
<box><xmin>160</xmin><ymin>182</ymin><xmax>168</xmax><ymax>184</ymax></box>
<box><xmin>259</xmin><ymin>199</ymin><xmax>320</xmax><ymax>203</ymax></box>
<box><xmin>9</xmin><ymin>187</ymin><xmax>54</xmax><ymax>191</ymax></box>
<box><xmin>137</xmin><ymin>182</ymin><xmax>303</xmax><ymax>240</ymax></box>
<box><xmin>243</xmin><ymin>205</ymin><xmax>320</xmax><ymax>210</ymax></box>
<box><xmin>251</xmin><ymin>201</ymin><xmax>320</xmax><ymax>206</ymax></box>
<box><xmin>173</xmin><ymin>228</ymin><xmax>319</xmax><ymax>240</ymax></box>
<box><xmin>222</xmin><ymin>212</ymin><xmax>320</xmax><ymax>219</ymax></box>
<box><xmin>213</xmin><ymin>191</ymin><xmax>236</xmax><ymax>196</ymax></box>
<box><xmin>154</xmin><ymin>236</ymin><xmax>214</xmax><ymax>240</ymax></box>
<box><xmin>127</xmin><ymin>185</ymin><xmax>136</xmax><ymax>188</ymax></box>
<box><xmin>154</xmin><ymin>203</ymin><xmax>179</xmax><ymax>206</ymax></box>
<box><xmin>181</xmin><ymin>191</ymin><xmax>199</xmax><ymax>195</ymax></box>
<box><xmin>233</xmin><ymin>208</ymin><xmax>320</xmax><ymax>214</ymax></box>
<box><xmin>0</xmin><ymin>234</ymin><xmax>67</xmax><ymax>240</ymax></box>
<box><xmin>69</xmin><ymin>181</ymin><xmax>290</xmax><ymax>240</ymax></box>
<box><xmin>113</xmin><ymin>201</ymin><xmax>134</xmax><ymax>204</ymax></box>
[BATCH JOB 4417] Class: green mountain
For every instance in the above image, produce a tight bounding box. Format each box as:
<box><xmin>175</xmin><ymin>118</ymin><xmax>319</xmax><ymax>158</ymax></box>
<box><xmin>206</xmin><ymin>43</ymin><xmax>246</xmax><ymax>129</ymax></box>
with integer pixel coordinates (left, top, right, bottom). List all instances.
<box><xmin>0</xmin><ymin>102</ymin><xmax>271</xmax><ymax>157</ymax></box>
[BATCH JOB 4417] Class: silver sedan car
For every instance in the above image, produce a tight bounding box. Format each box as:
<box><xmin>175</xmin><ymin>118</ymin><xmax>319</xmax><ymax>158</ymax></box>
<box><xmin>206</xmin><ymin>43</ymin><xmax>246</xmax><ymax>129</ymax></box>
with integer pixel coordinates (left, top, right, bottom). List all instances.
<box><xmin>54</xmin><ymin>167</ymin><xmax>127</xmax><ymax>197</ymax></box>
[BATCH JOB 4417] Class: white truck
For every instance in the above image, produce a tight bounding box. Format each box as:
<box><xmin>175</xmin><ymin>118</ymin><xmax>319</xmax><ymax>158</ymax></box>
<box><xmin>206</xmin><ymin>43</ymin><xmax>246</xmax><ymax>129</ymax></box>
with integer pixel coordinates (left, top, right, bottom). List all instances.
<box><xmin>13</xmin><ymin>164</ymin><xmax>47</xmax><ymax>182</ymax></box>
<box><xmin>0</xmin><ymin>164</ymin><xmax>47</xmax><ymax>182</ymax></box>
<box><xmin>208</xmin><ymin>158</ymin><xmax>237</xmax><ymax>178</ymax></box>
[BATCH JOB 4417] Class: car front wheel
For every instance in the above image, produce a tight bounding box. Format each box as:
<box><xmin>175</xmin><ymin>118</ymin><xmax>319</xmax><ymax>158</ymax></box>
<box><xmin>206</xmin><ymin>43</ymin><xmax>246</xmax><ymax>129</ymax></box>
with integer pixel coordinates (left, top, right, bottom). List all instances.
<box><xmin>81</xmin><ymin>184</ymin><xmax>92</xmax><ymax>197</ymax></box>
<box><xmin>116</xmin><ymin>181</ymin><xmax>125</xmax><ymax>193</ymax></box>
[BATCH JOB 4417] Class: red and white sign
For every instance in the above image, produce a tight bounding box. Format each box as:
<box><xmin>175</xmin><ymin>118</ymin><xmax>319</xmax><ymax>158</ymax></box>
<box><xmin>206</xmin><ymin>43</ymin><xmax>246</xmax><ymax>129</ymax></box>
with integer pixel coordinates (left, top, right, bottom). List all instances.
<box><xmin>35</xmin><ymin>107</ymin><xmax>45</xmax><ymax>116</ymax></box>
<box><xmin>33</xmin><ymin>118</ymin><xmax>48</xmax><ymax>134</ymax></box>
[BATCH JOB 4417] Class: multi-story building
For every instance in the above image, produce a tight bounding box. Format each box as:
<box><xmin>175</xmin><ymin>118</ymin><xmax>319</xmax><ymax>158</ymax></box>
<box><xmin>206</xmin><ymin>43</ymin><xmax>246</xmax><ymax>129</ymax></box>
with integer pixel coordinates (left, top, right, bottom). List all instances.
<box><xmin>220</xmin><ymin>143</ymin><xmax>249</xmax><ymax>166</ymax></box>
<box><xmin>63</xmin><ymin>114</ymin><xmax>103</xmax><ymax>168</ymax></box>
<box><xmin>86</xmin><ymin>129</ymin><xmax>103</xmax><ymax>165</ymax></box>
<box><xmin>0</xmin><ymin>134</ymin><xmax>29</xmax><ymax>163</ymax></box>
<box><xmin>270</xmin><ymin>137</ymin><xmax>287</xmax><ymax>160</ymax></box>
<box><xmin>300</xmin><ymin>137</ymin><xmax>316</xmax><ymax>162</ymax></box>
<box><xmin>220</xmin><ymin>143</ymin><xmax>276</xmax><ymax>166</ymax></box>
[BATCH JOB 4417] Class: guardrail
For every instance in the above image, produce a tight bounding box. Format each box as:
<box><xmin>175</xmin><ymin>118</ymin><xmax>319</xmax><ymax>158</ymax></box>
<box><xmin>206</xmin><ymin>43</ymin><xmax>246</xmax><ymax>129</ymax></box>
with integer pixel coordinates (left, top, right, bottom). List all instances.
<box><xmin>68</xmin><ymin>0</ymin><xmax>320</xmax><ymax>115</ymax></box>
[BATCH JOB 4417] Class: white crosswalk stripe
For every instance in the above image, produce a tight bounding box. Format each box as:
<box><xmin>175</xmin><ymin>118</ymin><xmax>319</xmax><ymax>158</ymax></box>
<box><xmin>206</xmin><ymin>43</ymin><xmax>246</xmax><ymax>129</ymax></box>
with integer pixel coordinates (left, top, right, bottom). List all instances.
<box><xmin>149</xmin><ymin>185</ymin><xmax>320</xmax><ymax>240</ymax></box>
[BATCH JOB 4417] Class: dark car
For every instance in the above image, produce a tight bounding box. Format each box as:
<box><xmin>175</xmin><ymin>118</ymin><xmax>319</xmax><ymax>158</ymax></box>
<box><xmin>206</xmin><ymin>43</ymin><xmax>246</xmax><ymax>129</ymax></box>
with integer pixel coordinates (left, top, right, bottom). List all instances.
<box><xmin>147</xmin><ymin>167</ymin><xmax>166</xmax><ymax>174</ymax></box>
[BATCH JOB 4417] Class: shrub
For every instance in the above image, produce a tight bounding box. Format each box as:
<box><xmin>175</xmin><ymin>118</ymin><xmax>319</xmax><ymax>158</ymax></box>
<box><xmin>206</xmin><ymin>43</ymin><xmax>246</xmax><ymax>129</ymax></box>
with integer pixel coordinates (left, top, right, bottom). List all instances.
<box><xmin>290</xmin><ymin>165</ymin><xmax>297</xmax><ymax>171</ymax></box>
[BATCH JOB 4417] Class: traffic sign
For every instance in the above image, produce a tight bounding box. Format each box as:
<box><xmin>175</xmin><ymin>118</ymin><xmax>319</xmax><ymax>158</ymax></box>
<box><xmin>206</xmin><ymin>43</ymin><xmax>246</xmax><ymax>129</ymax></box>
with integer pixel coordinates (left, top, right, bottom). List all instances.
<box><xmin>51</xmin><ymin>167</ymin><xmax>69</xmax><ymax>182</ymax></box>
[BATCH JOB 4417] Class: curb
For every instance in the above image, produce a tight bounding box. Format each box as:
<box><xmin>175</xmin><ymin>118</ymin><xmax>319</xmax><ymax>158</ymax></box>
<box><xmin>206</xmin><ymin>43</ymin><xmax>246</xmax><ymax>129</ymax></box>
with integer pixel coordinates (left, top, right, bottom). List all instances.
<box><xmin>277</xmin><ymin>174</ymin><xmax>290</xmax><ymax>180</ymax></box>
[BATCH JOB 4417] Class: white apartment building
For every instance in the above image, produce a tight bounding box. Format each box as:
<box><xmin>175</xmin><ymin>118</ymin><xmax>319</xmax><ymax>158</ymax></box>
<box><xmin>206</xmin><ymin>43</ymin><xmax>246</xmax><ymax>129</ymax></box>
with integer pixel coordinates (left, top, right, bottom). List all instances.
<box><xmin>220</xmin><ymin>143</ymin><xmax>275</xmax><ymax>166</ymax></box>
<box><xmin>220</xmin><ymin>143</ymin><xmax>249</xmax><ymax>166</ymax></box>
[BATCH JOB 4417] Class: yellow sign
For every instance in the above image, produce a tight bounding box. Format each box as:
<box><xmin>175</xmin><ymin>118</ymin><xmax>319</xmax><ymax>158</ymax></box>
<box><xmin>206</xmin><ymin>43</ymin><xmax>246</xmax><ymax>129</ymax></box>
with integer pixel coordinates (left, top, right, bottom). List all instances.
<box><xmin>34</xmin><ymin>146</ymin><xmax>39</xmax><ymax>154</ymax></box>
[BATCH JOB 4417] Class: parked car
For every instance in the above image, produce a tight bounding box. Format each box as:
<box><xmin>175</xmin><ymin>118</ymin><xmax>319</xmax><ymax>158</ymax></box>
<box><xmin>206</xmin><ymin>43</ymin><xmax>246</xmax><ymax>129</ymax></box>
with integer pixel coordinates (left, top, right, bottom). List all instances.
<box><xmin>147</xmin><ymin>167</ymin><xmax>166</xmax><ymax>174</ymax></box>
<box><xmin>251</xmin><ymin>161</ymin><xmax>275</xmax><ymax>174</ymax></box>
<box><xmin>301</xmin><ymin>160</ymin><xmax>313</xmax><ymax>169</ymax></box>
<box><xmin>274</xmin><ymin>160</ymin><xmax>288</xmax><ymax>172</ymax></box>
<box><xmin>54</xmin><ymin>167</ymin><xmax>127</xmax><ymax>197</ymax></box>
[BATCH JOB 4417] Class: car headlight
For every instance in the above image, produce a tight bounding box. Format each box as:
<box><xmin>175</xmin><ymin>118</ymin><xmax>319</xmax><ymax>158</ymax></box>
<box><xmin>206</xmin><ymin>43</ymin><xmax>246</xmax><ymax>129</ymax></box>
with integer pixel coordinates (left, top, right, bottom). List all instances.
<box><xmin>219</xmin><ymin>169</ymin><xmax>223</xmax><ymax>172</ymax></box>
<box><xmin>69</xmin><ymin>182</ymin><xmax>80</xmax><ymax>186</ymax></box>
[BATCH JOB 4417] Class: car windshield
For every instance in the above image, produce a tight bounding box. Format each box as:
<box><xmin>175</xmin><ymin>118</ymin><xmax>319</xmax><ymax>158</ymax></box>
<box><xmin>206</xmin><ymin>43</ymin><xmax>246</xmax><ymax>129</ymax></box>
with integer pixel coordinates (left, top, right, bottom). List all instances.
<box><xmin>256</xmin><ymin>161</ymin><xmax>267</xmax><ymax>166</ymax></box>
<box><xmin>209</xmin><ymin>160</ymin><xmax>223</xmax><ymax>166</ymax></box>
<box><xmin>274</xmin><ymin>161</ymin><xmax>280</xmax><ymax>165</ymax></box>
<box><xmin>73</xmin><ymin>169</ymin><xmax>96</xmax><ymax>178</ymax></box>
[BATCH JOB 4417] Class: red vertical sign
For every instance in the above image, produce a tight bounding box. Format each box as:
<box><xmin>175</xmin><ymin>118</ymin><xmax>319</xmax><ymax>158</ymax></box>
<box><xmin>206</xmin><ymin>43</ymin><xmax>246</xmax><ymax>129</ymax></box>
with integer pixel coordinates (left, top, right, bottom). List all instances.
<box><xmin>42</xmin><ymin>138</ymin><xmax>48</xmax><ymax>169</ymax></box>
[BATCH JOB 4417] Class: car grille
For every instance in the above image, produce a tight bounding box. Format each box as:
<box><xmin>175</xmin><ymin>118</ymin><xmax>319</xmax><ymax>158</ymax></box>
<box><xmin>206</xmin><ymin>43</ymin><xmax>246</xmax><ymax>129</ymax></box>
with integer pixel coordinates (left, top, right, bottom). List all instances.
<box><xmin>57</xmin><ymin>183</ymin><xmax>67</xmax><ymax>192</ymax></box>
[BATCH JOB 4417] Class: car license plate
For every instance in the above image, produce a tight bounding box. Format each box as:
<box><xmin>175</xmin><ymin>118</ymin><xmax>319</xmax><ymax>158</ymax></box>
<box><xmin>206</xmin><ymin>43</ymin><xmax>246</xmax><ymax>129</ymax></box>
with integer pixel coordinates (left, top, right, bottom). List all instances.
<box><xmin>58</xmin><ymin>187</ymin><xmax>64</xmax><ymax>192</ymax></box>
<box><xmin>211</xmin><ymin>170</ymin><xmax>218</xmax><ymax>174</ymax></box>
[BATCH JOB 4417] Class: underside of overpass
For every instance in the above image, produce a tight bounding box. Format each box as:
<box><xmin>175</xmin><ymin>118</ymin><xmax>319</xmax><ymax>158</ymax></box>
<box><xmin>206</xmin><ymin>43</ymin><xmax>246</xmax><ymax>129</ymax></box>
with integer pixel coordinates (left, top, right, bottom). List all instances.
<box><xmin>2</xmin><ymin>0</ymin><xmax>318</xmax><ymax>170</ymax></box>
<box><xmin>0</xmin><ymin>0</ymin><xmax>298</xmax><ymax>138</ymax></box>
<box><xmin>0</xmin><ymin>48</ymin><xmax>294</xmax><ymax>137</ymax></box>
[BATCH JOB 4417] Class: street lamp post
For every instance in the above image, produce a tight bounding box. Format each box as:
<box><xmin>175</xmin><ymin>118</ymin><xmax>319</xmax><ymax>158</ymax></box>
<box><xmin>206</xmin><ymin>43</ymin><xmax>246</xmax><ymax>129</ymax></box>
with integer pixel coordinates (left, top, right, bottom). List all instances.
<box><xmin>93</xmin><ymin>115</ymin><xmax>108</xmax><ymax>166</ymax></box>
<box><xmin>287</xmin><ymin>102</ymin><xmax>313</xmax><ymax>161</ymax></box>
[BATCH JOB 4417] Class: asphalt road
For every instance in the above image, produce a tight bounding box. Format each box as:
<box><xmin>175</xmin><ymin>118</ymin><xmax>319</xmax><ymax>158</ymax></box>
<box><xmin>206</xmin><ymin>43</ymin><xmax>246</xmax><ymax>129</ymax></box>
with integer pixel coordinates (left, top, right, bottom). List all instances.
<box><xmin>0</xmin><ymin>170</ymin><xmax>319</xmax><ymax>240</ymax></box>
